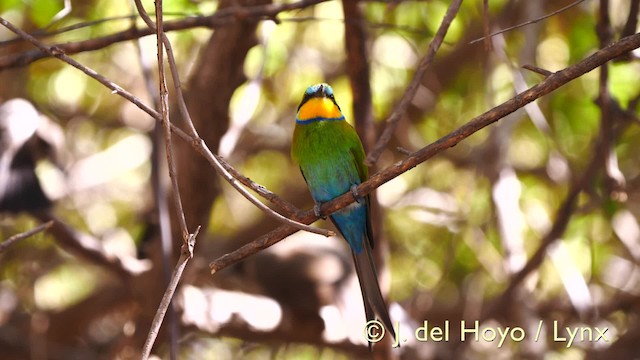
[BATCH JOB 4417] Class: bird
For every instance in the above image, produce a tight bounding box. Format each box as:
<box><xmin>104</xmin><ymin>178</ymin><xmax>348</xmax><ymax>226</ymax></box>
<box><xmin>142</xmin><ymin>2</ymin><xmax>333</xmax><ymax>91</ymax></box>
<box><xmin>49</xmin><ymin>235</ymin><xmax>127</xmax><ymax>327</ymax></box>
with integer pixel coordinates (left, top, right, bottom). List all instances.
<box><xmin>291</xmin><ymin>83</ymin><xmax>396</xmax><ymax>345</ymax></box>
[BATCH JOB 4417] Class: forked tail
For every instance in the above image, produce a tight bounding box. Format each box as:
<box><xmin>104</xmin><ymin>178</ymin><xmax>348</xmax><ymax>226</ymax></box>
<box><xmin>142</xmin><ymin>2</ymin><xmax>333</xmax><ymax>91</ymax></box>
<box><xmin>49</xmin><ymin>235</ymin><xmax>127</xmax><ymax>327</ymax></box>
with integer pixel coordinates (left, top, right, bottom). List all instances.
<box><xmin>352</xmin><ymin>240</ymin><xmax>396</xmax><ymax>347</ymax></box>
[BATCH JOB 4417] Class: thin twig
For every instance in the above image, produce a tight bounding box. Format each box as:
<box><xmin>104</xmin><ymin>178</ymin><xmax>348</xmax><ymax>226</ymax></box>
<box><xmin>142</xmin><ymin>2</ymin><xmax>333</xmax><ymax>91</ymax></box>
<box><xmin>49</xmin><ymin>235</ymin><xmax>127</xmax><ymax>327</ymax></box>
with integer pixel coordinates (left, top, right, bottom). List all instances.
<box><xmin>0</xmin><ymin>0</ymin><xmax>328</xmax><ymax>70</ymax></box>
<box><xmin>0</xmin><ymin>16</ymin><xmax>176</xmax><ymax>136</ymax></box>
<box><xmin>365</xmin><ymin>0</ymin><xmax>463</xmax><ymax>166</ymax></box>
<box><xmin>194</xmin><ymin>141</ymin><xmax>335</xmax><ymax>237</ymax></box>
<box><xmin>522</xmin><ymin>64</ymin><xmax>554</xmax><ymax>77</ymax></box>
<box><xmin>211</xmin><ymin>32</ymin><xmax>640</xmax><ymax>274</ymax></box>
<box><xmin>140</xmin><ymin>226</ymin><xmax>199</xmax><ymax>360</ymax></box>
<box><xmin>32</xmin><ymin>212</ymin><xmax>138</xmax><ymax>278</ymax></box>
<box><xmin>215</xmin><ymin>155</ymin><xmax>303</xmax><ymax>217</ymax></box>
<box><xmin>135</xmin><ymin>20</ymin><xmax>179</xmax><ymax>360</ymax></box>
<box><xmin>0</xmin><ymin>12</ymin><xmax>193</xmax><ymax>47</ymax></box>
<box><xmin>134</xmin><ymin>0</ymin><xmax>190</xmax><ymax>242</ymax></box>
<box><xmin>469</xmin><ymin>0</ymin><xmax>587</xmax><ymax>45</ymax></box>
<box><xmin>0</xmin><ymin>221</ymin><xmax>54</xmax><ymax>253</ymax></box>
<box><xmin>133</xmin><ymin>0</ymin><xmax>199</xmax><ymax>139</ymax></box>
<box><xmin>133</xmin><ymin>1</ymin><xmax>182</xmax><ymax>358</ymax></box>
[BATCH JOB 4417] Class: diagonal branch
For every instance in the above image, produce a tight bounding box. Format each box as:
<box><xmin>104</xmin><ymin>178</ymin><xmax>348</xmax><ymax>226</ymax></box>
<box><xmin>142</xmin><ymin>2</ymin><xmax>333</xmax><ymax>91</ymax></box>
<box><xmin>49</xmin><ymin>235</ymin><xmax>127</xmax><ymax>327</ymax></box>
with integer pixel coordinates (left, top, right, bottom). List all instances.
<box><xmin>469</xmin><ymin>0</ymin><xmax>587</xmax><ymax>45</ymax></box>
<box><xmin>0</xmin><ymin>221</ymin><xmax>53</xmax><ymax>253</ymax></box>
<box><xmin>366</xmin><ymin>0</ymin><xmax>463</xmax><ymax>166</ymax></box>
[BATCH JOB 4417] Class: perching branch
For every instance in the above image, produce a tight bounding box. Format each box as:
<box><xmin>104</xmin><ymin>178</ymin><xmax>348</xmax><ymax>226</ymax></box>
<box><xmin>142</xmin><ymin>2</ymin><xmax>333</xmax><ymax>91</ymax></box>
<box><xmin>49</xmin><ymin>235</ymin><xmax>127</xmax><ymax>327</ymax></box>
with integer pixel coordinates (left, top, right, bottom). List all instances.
<box><xmin>210</xmin><ymin>31</ymin><xmax>640</xmax><ymax>273</ymax></box>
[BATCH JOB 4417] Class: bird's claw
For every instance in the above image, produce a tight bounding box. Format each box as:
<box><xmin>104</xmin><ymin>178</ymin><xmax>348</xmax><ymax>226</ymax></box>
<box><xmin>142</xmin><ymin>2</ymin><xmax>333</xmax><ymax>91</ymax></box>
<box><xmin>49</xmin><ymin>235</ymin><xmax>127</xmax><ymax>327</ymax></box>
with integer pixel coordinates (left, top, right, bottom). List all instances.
<box><xmin>351</xmin><ymin>184</ymin><xmax>363</xmax><ymax>204</ymax></box>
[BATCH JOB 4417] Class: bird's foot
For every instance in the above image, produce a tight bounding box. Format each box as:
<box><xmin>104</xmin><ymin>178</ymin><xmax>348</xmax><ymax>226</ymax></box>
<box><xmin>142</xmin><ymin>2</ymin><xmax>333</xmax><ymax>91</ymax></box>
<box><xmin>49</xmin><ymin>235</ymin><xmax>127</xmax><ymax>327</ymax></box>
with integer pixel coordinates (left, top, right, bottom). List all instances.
<box><xmin>313</xmin><ymin>203</ymin><xmax>326</xmax><ymax>219</ymax></box>
<box><xmin>351</xmin><ymin>184</ymin><xmax>363</xmax><ymax>204</ymax></box>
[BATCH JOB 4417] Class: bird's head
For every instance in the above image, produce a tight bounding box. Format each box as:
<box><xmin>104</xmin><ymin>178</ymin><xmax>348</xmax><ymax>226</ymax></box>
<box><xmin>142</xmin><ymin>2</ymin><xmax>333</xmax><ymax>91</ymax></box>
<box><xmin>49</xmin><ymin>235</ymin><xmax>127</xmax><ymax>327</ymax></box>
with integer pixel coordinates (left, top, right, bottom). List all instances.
<box><xmin>296</xmin><ymin>83</ymin><xmax>344</xmax><ymax>123</ymax></box>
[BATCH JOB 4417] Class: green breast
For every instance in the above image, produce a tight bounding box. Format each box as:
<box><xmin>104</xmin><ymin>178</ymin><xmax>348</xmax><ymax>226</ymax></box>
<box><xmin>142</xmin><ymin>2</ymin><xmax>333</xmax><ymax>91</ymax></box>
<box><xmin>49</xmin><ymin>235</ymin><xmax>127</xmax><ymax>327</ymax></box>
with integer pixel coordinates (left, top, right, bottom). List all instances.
<box><xmin>291</xmin><ymin>119</ymin><xmax>367</xmax><ymax>202</ymax></box>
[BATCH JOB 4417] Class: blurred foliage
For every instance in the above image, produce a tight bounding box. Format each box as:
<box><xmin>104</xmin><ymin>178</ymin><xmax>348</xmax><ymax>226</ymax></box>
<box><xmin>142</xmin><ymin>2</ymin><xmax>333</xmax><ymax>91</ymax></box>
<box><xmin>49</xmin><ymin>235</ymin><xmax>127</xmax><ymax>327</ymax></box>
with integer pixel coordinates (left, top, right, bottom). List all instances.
<box><xmin>1</xmin><ymin>0</ymin><xmax>639</xmax><ymax>359</ymax></box>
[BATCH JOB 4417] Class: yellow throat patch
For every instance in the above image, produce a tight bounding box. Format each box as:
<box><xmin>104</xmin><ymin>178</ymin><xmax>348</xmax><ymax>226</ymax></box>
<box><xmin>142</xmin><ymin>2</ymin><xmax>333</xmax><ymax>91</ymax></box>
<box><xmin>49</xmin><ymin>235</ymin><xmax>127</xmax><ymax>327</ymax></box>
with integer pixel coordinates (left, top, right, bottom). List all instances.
<box><xmin>297</xmin><ymin>97</ymin><xmax>343</xmax><ymax>121</ymax></box>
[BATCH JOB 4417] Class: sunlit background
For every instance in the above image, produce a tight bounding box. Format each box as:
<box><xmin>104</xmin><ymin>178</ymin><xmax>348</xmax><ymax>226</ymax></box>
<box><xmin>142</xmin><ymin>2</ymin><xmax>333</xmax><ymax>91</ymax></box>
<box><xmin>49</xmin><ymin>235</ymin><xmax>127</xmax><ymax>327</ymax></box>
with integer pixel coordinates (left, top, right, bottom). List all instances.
<box><xmin>1</xmin><ymin>0</ymin><xmax>640</xmax><ymax>359</ymax></box>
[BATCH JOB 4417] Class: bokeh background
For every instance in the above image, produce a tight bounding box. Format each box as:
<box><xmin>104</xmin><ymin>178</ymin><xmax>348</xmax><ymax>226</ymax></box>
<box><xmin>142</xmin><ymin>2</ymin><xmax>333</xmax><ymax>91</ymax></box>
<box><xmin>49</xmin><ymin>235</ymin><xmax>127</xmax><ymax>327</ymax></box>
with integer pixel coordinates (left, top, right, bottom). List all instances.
<box><xmin>1</xmin><ymin>0</ymin><xmax>639</xmax><ymax>359</ymax></box>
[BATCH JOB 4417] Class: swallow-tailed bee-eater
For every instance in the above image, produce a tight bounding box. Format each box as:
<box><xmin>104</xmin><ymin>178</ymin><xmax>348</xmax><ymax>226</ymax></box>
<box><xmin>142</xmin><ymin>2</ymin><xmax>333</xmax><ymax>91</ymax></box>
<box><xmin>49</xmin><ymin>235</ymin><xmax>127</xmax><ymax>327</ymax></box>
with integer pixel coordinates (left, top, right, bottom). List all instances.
<box><xmin>291</xmin><ymin>83</ymin><xmax>396</xmax><ymax>345</ymax></box>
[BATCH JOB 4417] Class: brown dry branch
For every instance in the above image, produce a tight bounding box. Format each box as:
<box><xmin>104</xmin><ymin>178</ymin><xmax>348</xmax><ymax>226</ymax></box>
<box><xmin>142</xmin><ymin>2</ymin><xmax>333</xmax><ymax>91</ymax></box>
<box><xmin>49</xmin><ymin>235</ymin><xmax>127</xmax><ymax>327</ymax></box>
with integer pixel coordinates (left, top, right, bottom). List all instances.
<box><xmin>210</xmin><ymin>31</ymin><xmax>640</xmax><ymax>274</ymax></box>
<box><xmin>468</xmin><ymin>0</ymin><xmax>588</xmax><ymax>45</ymax></box>
<box><xmin>0</xmin><ymin>0</ymin><xmax>328</xmax><ymax>70</ymax></box>
<box><xmin>365</xmin><ymin>0</ymin><xmax>463</xmax><ymax>166</ymax></box>
<box><xmin>0</xmin><ymin>220</ymin><xmax>53</xmax><ymax>253</ymax></box>
<box><xmin>522</xmin><ymin>64</ymin><xmax>554</xmax><ymax>77</ymax></box>
<box><xmin>133</xmin><ymin>0</ymin><xmax>184</xmax><ymax>357</ymax></box>
<box><xmin>134</xmin><ymin>0</ymin><xmax>199</xmax><ymax>243</ymax></box>
<box><xmin>141</xmin><ymin>227</ymin><xmax>198</xmax><ymax>360</ymax></box>
<box><xmin>32</xmin><ymin>212</ymin><xmax>141</xmax><ymax>279</ymax></box>
<box><xmin>215</xmin><ymin>155</ymin><xmax>303</xmax><ymax>217</ymax></box>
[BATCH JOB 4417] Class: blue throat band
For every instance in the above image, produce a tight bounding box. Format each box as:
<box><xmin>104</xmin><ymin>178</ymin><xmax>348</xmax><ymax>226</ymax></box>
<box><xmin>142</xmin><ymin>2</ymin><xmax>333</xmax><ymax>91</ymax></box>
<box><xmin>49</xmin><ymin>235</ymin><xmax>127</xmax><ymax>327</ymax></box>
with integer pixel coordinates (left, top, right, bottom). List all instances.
<box><xmin>295</xmin><ymin>116</ymin><xmax>345</xmax><ymax>124</ymax></box>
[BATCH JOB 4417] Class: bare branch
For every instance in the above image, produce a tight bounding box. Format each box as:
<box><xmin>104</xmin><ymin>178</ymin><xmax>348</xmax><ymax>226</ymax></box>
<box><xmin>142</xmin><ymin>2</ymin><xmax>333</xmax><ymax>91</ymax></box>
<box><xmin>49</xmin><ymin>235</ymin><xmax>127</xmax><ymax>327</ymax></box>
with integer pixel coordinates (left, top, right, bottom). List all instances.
<box><xmin>0</xmin><ymin>0</ymin><xmax>328</xmax><ymax>70</ymax></box>
<box><xmin>522</xmin><ymin>64</ymin><xmax>554</xmax><ymax>77</ymax></box>
<box><xmin>32</xmin><ymin>212</ymin><xmax>142</xmax><ymax>279</ymax></box>
<box><xmin>365</xmin><ymin>0</ymin><xmax>463</xmax><ymax>166</ymax></box>
<box><xmin>134</xmin><ymin>0</ymin><xmax>190</xmax><ymax>244</ymax></box>
<box><xmin>215</xmin><ymin>155</ymin><xmax>303</xmax><ymax>217</ymax></box>
<box><xmin>469</xmin><ymin>0</ymin><xmax>587</xmax><ymax>45</ymax></box>
<box><xmin>0</xmin><ymin>221</ymin><xmax>53</xmax><ymax>253</ymax></box>
<box><xmin>480</xmin><ymin>3</ymin><xmax>630</xmax><ymax>320</ymax></box>
<box><xmin>132</xmin><ymin>0</ymin><xmax>182</xmax><ymax>358</ymax></box>
<box><xmin>141</xmin><ymin>227</ymin><xmax>199</xmax><ymax>360</ymax></box>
